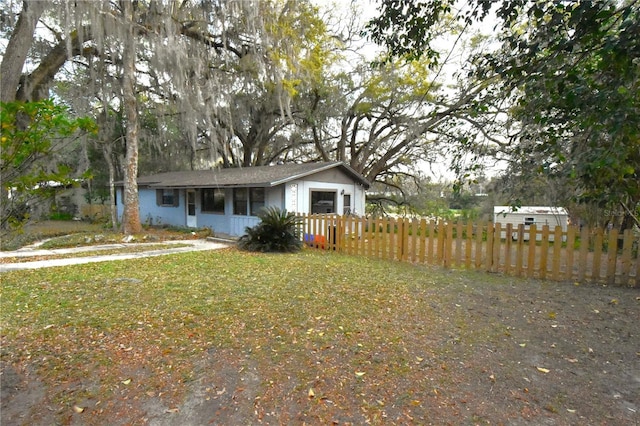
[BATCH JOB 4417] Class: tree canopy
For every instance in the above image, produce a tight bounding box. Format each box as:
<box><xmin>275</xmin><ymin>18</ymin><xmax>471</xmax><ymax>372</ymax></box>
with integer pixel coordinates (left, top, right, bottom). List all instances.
<box><xmin>367</xmin><ymin>0</ymin><xmax>640</xmax><ymax>227</ymax></box>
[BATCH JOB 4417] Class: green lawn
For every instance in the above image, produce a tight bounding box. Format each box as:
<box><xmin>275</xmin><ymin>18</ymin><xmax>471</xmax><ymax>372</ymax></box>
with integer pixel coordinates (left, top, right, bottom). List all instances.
<box><xmin>1</xmin><ymin>249</ymin><xmax>638</xmax><ymax>425</ymax></box>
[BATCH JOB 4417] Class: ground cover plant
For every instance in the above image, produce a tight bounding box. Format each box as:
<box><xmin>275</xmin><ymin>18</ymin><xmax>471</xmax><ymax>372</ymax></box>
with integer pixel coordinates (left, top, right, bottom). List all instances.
<box><xmin>1</xmin><ymin>220</ymin><xmax>212</xmax><ymax>251</ymax></box>
<box><xmin>1</xmin><ymin>249</ymin><xmax>638</xmax><ymax>425</ymax></box>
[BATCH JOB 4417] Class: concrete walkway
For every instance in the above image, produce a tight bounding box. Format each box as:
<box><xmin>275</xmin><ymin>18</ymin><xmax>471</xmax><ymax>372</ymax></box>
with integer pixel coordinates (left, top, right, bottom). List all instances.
<box><xmin>0</xmin><ymin>239</ymin><xmax>231</xmax><ymax>272</ymax></box>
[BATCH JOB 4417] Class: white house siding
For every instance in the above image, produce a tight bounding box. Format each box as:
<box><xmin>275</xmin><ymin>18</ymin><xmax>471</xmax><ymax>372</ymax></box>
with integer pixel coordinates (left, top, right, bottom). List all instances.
<box><xmin>288</xmin><ymin>178</ymin><xmax>365</xmax><ymax>216</ymax></box>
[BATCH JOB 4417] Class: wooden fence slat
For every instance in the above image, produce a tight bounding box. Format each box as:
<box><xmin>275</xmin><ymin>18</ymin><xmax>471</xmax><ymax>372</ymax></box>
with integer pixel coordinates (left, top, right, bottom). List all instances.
<box><xmin>504</xmin><ymin>223</ymin><xmax>512</xmax><ymax>275</ymax></box>
<box><xmin>578</xmin><ymin>226</ymin><xmax>589</xmax><ymax>282</ymax></box>
<box><xmin>401</xmin><ymin>218</ymin><xmax>409</xmax><ymax>262</ymax></box>
<box><xmin>592</xmin><ymin>228</ymin><xmax>603</xmax><ymax>282</ymax></box>
<box><xmin>444</xmin><ymin>221</ymin><xmax>453</xmax><ymax>268</ymax></box>
<box><xmin>419</xmin><ymin>219</ymin><xmax>427</xmax><ymax>264</ymax></box>
<box><xmin>620</xmin><ymin>229</ymin><xmax>633</xmax><ymax>285</ymax></box>
<box><xmin>410</xmin><ymin>219</ymin><xmax>418</xmax><ymax>263</ymax></box>
<box><xmin>475</xmin><ymin>222</ymin><xmax>483</xmax><ymax>270</ymax></box>
<box><xmin>454</xmin><ymin>222</ymin><xmax>463</xmax><ymax>266</ymax></box>
<box><xmin>465</xmin><ymin>222</ymin><xmax>473</xmax><ymax>269</ymax></box>
<box><xmin>527</xmin><ymin>224</ymin><xmax>537</xmax><ymax>278</ymax></box>
<box><xmin>565</xmin><ymin>226</ymin><xmax>576</xmax><ymax>281</ymax></box>
<box><xmin>539</xmin><ymin>226</ymin><xmax>550</xmax><ymax>280</ymax></box>
<box><xmin>428</xmin><ymin>220</ymin><xmax>436</xmax><ymax>264</ymax></box>
<box><xmin>492</xmin><ymin>222</ymin><xmax>501</xmax><ymax>272</ymax></box>
<box><xmin>515</xmin><ymin>224</ymin><xmax>524</xmax><ymax>277</ymax></box>
<box><xmin>486</xmin><ymin>222</ymin><xmax>494</xmax><ymax>272</ymax></box>
<box><xmin>606</xmin><ymin>229</ymin><xmax>618</xmax><ymax>286</ymax></box>
<box><xmin>551</xmin><ymin>226</ymin><xmax>562</xmax><ymax>280</ymax></box>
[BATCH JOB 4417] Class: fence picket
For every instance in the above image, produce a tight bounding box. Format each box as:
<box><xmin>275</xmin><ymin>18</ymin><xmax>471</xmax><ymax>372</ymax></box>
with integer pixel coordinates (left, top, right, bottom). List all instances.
<box><xmin>592</xmin><ymin>228</ymin><xmax>603</xmax><ymax>282</ymax></box>
<box><xmin>515</xmin><ymin>224</ymin><xmax>524</xmax><ymax>277</ymax></box>
<box><xmin>620</xmin><ymin>229</ymin><xmax>633</xmax><ymax>284</ymax></box>
<box><xmin>475</xmin><ymin>222</ymin><xmax>483</xmax><ymax>270</ymax></box>
<box><xmin>565</xmin><ymin>226</ymin><xmax>576</xmax><ymax>281</ymax></box>
<box><xmin>552</xmin><ymin>226</ymin><xmax>562</xmax><ymax>280</ymax></box>
<box><xmin>606</xmin><ymin>229</ymin><xmax>618</xmax><ymax>286</ymax></box>
<box><xmin>540</xmin><ymin>226</ymin><xmax>549</xmax><ymax>280</ymax></box>
<box><xmin>527</xmin><ymin>224</ymin><xmax>537</xmax><ymax>278</ymax></box>
<box><xmin>504</xmin><ymin>223</ymin><xmax>512</xmax><ymax>275</ymax></box>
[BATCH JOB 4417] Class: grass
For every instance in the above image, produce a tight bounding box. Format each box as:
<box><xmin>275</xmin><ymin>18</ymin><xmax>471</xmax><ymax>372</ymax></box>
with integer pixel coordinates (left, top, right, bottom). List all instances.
<box><xmin>0</xmin><ymin>250</ymin><xmax>494</xmax><ymax>420</ymax></box>
<box><xmin>2</xmin><ymin>248</ymin><xmax>638</xmax><ymax>424</ymax></box>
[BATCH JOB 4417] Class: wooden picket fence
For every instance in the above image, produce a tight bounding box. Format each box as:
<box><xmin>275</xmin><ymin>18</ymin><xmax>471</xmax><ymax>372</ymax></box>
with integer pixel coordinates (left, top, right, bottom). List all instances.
<box><xmin>297</xmin><ymin>214</ymin><xmax>640</xmax><ymax>287</ymax></box>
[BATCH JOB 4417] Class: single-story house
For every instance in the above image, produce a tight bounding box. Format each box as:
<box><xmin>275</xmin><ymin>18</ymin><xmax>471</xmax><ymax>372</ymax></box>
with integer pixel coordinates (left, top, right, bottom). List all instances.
<box><xmin>493</xmin><ymin>205</ymin><xmax>569</xmax><ymax>241</ymax></box>
<box><xmin>116</xmin><ymin>161</ymin><xmax>370</xmax><ymax>237</ymax></box>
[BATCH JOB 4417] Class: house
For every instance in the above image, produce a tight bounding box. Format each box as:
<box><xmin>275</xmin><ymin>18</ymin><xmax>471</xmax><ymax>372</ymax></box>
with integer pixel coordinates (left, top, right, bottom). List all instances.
<box><xmin>116</xmin><ymin>162</ymin><xmax>370</xmax><ymax>237</ymax></box>
<box><xmin>493</xmin><ymin>206</ymin><xmax>569</xmax><ymax>241</ymax></box>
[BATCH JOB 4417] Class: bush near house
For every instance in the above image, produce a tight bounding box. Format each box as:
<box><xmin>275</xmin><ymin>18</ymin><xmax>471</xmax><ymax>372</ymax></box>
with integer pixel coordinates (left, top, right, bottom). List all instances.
<box><xmin>238</xmin><ymin>206</ymin><xmax>302</xmax><ymax>253</ymax></box>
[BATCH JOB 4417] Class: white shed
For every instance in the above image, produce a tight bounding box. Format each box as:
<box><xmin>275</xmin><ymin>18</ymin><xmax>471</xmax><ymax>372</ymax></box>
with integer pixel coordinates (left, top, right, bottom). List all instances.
<box><xmin>493</xmin><ymin>206</ymin><xmax>569</xmax><ymax>241</ymax></box>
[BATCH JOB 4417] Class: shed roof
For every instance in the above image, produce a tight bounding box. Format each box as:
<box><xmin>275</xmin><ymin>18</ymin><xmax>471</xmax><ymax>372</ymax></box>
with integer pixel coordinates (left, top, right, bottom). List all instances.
<box><xmin>131</xmin><ymin>161</ymin><xmax>370</xmax><ymax>189</ymax></box>
<box><xmin>494</xmin><ymin>206</ymin><xmax>568</xmax><ymax>215</ymax></box>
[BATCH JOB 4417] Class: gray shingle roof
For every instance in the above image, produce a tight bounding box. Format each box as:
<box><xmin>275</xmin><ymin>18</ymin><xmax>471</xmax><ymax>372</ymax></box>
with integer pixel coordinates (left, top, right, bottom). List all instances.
<box><xmin>134</xmin><ymin>162</ymin><xmax>370</xmax><ymax>189</ymax></box>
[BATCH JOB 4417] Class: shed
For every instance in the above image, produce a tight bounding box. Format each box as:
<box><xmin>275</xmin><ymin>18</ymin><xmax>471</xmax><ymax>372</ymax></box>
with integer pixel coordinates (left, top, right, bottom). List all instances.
<box><xmin>116</xmin><ymin>161</ymin><xmax>370</xmax><ymax>237</ymax></box>
<box><xmin>493</xmin><ymin>206</ymin><xmax>569</xmax><ymax>241</ymax></box>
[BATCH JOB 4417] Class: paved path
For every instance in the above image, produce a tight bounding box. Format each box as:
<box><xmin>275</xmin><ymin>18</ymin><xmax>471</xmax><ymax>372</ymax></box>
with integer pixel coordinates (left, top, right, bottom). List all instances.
<box><xmin>0</xmin><ymin>239</ymin><xmax>231</xmax><ymax>272</ymax></box>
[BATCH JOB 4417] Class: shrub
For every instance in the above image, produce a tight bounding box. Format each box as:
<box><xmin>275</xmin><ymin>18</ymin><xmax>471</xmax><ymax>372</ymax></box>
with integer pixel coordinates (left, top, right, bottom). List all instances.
<box><xmin>237</xmin><ymin>207</ymin><xmax>302</xmax><ymax>253</ymax></box>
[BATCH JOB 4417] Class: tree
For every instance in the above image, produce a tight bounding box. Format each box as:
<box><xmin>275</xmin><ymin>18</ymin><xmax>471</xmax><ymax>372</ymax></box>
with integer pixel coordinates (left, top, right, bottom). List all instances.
<box><xmin>366</xmin><ymin>0</ymin><xmax>640</xmax><ymax>228</ymax></box>
<box><xmin>1</xmin><ymin>100</ymin><xmax>97</xmax><ymax>231</ymax></box>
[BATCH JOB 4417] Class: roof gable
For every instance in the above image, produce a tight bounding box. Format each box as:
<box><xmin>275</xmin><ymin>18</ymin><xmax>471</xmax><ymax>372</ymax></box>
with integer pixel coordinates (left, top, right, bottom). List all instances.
<box><xmin>135</xmin><ymin>162</ymin><xmax>370</xmax><ymax>189</ymax></box>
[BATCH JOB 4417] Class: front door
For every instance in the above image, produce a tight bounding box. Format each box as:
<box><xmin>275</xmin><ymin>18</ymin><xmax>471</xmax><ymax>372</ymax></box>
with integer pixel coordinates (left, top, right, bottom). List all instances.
<box><xmin>186</xmin><ymin>190</ymin><xmax>197</xmax><ymax>228</ymax></box>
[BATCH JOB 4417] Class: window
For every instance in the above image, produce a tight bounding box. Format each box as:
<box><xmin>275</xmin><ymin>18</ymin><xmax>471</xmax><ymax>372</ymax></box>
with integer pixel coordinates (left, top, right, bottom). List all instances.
<box><xmin>156</xmin><ymin>189</ymin><xmax>179</xmax><ymax>206</ymax></box>
<box><xmin>250</xmin><ymin>188</ymin><xmax>265</xmax><ymax>216</ymax></box>
<box><xmin>201</xmin><ymin>188</ymin><xmax>225</xmax><ymax>214</ymax></box>
<box><xmin>311</xmin><ymin>191</ymin><xmax>336</xmax><ymax>214</ymax></box>
<box><xmin>233</xmin><ymin>188</ymin><xmax>248</xmax><ymax>215</ymax></box>
<box><xmin>524</xmin><ymin>217</ymin><xmax>535</xmax><ymax>226</ymax></box>
<box><xmin>343</xmin><ymin>193</ymin><xmax>351</xmax><ymax>215</ymax></box>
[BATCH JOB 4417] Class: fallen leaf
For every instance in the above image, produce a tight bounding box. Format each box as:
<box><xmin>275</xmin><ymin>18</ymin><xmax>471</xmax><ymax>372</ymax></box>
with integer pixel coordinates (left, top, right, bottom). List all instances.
<box><xmin>72</xmin><ymin>405</ymin><xmax>84</xmax><ymax>413</ymax></box>
<box><xmin>122</xmin><ymin>378</ymin><xmax>132</xmax><ymax>385</ymax></box>
<box><xmin>567</xmin><ymin>409</ymin><xmax>576</xmax><ymax>413</ymax></box>
<box><xmin>308</xmin><ymin>388</ymin><xmax>315</xmax><ymax>398</ymax></box>
<box><xmin>519</xmin><ymin>343</ymin><xmax>526</xmax><ymax>347</ymax></box>
<box><xmin>609</xmin><ymin>299</ymin><xmax>618</xmax><ymax>305</ymax></box>
<box><xmin>566</xmin><ymin>358</ymin><xmax>578</xmax><ymax>363</ymax></box>
<box><xmin>536</xmin><ymin>367</ymin><xmax>550</xmax><ymax>373</ymax></box>
<box><xmin>355</xmin><ymin>371</ymin><xmax>366</xmax><ymax>377</ymax></box>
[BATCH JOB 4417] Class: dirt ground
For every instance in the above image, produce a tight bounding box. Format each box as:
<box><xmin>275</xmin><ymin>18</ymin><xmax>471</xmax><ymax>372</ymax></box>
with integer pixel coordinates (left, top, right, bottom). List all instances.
<box><xmin>2</xmin><ymin>277</ymin><xmax>638</xmax><ymax>425</ymax></box>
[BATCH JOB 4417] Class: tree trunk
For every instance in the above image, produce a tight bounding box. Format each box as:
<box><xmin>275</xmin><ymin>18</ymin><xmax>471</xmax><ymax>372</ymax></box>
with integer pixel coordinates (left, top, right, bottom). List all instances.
<box><xmin>121</xmin><ymin>0</ymin><xmax>142</xmax><ymax>235</ymax></box>
<box><xmin>0</xmin><ymin>0</ymin><xmax>46</xmax><ymax>102</ymax></box>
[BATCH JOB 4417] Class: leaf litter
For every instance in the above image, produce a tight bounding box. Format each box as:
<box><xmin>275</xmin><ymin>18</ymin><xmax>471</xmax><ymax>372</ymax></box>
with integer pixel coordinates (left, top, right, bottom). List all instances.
<box><xmin>1</xmin><ymin>249</ymin><xmax>638</xmax><ymax>425</ymax></box>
